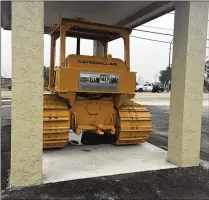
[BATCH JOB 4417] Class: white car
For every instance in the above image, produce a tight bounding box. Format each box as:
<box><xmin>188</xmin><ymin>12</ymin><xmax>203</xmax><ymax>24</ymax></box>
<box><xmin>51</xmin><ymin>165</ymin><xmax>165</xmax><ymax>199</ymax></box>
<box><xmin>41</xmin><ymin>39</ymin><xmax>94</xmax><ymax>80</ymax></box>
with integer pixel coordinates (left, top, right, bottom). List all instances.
<box><xmin>135</xmin><ymin>84</ymin><xmax>143</xmax><ymax>92</ymax></box>
<box><xmin>143</xmin><ymin>83</ymin><xmax>153</xmax><ymax>92</ymax></box>
<box><xmin>135</xmin><ymin>83</ymin><xmax>153</xmax><ymax>92</ymax></box>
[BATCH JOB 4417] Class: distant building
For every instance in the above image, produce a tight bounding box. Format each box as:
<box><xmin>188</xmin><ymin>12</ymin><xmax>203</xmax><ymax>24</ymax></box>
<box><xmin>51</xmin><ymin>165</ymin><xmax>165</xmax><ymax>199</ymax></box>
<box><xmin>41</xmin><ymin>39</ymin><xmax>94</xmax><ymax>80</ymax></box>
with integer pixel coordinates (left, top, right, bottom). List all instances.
<box><xmin>1</xmin><ymin>76</ymin><xmax>12</xmax><ymax>87</ymax></box>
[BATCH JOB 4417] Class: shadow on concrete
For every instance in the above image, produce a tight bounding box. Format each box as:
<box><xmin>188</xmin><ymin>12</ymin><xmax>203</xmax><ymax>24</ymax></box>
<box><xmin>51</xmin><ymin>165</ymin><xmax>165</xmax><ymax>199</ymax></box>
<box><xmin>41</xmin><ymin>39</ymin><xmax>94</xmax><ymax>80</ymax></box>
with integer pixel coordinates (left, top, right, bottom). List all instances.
<box><xmin>81</xmin><ymin>131</ymin><xmax>115</xmax><ymax>145</ymax></box>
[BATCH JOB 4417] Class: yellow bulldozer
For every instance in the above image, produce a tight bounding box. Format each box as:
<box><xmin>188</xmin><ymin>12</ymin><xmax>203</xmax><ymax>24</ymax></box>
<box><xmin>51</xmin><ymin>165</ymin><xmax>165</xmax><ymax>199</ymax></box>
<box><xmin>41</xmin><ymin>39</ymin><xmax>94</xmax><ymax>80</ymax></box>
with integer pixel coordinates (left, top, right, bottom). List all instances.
<box><xmin>43</xmin><ymin>17</ymin><xmax>152</xmax><ymax>149</ymax></box>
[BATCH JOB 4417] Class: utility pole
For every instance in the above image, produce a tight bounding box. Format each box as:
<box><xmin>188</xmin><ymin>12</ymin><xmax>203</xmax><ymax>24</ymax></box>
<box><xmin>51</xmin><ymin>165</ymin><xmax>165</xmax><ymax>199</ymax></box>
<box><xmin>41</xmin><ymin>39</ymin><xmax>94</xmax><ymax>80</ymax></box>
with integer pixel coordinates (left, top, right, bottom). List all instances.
<box><xmin>168</xmin><ymin>39</ymin><xmax>173</xmax><ymax>69</ymax></box>
<box><xmin>76</xmin><ymin>38</ymin><xmax>80</xmax><ymax>55</ymax></box>
<box><xmin>167</xmin><ymin>39</ymin><xmax>173</xmax><ymax>92</ymax></box>
<box><xmin>154</xmin><ymin>74</ymin><xmax>158</xmax><ymax>84</ymax></box>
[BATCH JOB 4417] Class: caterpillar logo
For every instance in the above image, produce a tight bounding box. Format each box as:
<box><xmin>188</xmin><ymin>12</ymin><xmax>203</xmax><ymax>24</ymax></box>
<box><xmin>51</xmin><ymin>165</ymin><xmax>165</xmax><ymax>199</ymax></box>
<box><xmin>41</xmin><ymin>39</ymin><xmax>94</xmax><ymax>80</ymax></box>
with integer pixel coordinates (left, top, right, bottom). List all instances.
<box><xmin>78</xmin><ymin>60</ymin><xmax>117</xmax><ymax>66</ymax></box>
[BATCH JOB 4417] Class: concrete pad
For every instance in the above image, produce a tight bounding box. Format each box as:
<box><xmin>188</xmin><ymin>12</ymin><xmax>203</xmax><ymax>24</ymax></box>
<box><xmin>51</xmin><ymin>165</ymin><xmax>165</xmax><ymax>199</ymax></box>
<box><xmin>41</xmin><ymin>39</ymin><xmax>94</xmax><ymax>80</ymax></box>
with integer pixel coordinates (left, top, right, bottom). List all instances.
<box><xmin>1</xmin><ymin>91</ymin><xmax>12</xmax><ymax>99</ymax></box>
<box><xmin>43</xmin><ymin>141</ymin><xmax>177</xmax><ymax>184</ymax></box>
<box><xmin>137</xmin><ymin>101</ymin><xmax>208</xmax><ymax>106</ymax></box>
<box><xmin>134</xmin><ymin>93</ymin><xmax>209</xmax><ymax>106</ymax></box>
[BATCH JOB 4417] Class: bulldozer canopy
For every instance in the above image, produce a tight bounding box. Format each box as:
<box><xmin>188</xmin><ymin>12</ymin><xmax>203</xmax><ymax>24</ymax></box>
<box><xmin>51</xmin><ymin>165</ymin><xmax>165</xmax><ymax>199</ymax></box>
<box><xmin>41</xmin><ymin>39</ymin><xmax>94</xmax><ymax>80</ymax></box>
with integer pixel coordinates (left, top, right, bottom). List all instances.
<box><xmin>49</xmin><ymin>17</ymin><xmax>132</xmax><ymax>42</ymax></box>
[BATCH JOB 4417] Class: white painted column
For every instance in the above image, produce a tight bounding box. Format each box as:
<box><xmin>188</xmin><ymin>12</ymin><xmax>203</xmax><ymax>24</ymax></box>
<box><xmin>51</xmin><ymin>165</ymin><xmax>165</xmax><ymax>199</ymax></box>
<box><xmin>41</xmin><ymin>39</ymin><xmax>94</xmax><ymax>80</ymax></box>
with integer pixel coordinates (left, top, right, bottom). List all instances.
<box><xmin>10</xmin><ymin>1</ymin><xmax>44</xmax><ymax>187</ymax></box>
<box><xmin>167</xmin><ymin>2</ymin><xmax>208</xmax><ymax>167</ymax></box>
<box><xmin>93</xmin><ymin>41</ymin><xmax>104</xmax><ymax>56</ymax></box>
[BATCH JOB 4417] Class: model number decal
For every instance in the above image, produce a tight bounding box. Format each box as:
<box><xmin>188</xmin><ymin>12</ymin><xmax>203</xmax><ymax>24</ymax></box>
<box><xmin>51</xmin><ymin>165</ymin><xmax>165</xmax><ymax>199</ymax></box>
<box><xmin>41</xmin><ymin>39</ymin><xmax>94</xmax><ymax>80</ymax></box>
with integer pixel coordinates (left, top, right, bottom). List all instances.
<box><xmin>78</xmin><ymin>60</ymin><xmax>117</xmax><ymax>66</ymax></box>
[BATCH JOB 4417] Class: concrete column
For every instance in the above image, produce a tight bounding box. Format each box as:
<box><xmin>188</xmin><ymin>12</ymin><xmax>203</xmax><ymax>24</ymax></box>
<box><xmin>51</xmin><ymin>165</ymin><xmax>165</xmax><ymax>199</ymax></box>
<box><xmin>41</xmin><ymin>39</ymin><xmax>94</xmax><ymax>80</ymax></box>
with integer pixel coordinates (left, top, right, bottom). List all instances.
<box><xmin>10</xmin><ymin>1</ymin><xmax>44</xmax><ymax>187</ymax></box>
<box><xmin>167</xmin><ymin>2</ymin><xmax>208</xmax><ymax>167</ymax></box>
<box><xmin>93</xmin><ymin>41</ymin><xmax>104</xmax><ymax>56</ymax></box>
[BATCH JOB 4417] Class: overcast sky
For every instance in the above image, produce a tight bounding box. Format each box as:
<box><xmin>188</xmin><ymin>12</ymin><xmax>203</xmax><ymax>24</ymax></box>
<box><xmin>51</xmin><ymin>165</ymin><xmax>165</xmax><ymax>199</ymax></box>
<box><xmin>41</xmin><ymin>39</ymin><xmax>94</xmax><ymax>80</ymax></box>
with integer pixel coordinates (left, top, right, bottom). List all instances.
<box><xmin>1</xmin><ymin>12</ymin><xmax>209</xmax><ymax>83</ymax></box>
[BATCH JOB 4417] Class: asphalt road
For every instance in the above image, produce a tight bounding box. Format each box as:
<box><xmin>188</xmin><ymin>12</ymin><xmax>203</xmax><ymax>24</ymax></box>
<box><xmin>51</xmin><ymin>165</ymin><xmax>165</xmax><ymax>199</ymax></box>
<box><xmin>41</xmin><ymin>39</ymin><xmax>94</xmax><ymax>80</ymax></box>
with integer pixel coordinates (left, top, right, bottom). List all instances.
<box><xmin>2</xmin><ymin>166</ymin><xmax>209</xmax><ymax>200</ymax></box>
<box><xmin>1</xmin><ymin>102</ymin><xmax>11</xmax><ymax>126</ymax></box>
<box><xmin>146</xmin><ymin>105</ymin><xmax>209</xmax><ymax>162</ymax></box>
<box><xmin>135</xmin><ymin>92</ymin><xmax>209</xmax><ymax>162</ymax></box>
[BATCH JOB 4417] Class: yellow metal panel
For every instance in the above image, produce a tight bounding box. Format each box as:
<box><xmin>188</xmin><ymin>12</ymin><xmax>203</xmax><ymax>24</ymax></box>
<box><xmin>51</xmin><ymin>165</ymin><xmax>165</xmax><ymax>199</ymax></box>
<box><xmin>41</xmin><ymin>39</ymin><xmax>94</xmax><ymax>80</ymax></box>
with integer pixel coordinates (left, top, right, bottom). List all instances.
<box><xmin>66</xmin><ymin>55</ymin><xmax>126</xmax><ymax>71</ymax></box>
<box><xmin>71</xmin><ymin>99</ymin><xmax>116</xmax><ymax>134</ymax></box>
<box><xmin>56</xmin><ymin>67</ymin><xmax>136</xmax><ymax>94</ymax></box>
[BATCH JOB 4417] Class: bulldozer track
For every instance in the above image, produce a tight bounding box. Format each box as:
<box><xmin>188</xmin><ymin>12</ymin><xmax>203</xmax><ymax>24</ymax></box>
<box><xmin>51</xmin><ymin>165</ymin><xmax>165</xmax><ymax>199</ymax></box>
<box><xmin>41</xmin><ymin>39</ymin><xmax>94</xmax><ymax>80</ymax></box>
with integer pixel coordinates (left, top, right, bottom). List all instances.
<box><xmin>43</xmin><ymin>94</ymin><xmax>70</xmax><ymax>149</ymax></box>
<box><xmin>115</xmin><ymin>100</ymin><xmax>152</xmax><ymax>145</ymax></box>
<box><xmin>43</xmin><ymin>95</ymin><xmax>151</xmax><ymax>148</ymax></box>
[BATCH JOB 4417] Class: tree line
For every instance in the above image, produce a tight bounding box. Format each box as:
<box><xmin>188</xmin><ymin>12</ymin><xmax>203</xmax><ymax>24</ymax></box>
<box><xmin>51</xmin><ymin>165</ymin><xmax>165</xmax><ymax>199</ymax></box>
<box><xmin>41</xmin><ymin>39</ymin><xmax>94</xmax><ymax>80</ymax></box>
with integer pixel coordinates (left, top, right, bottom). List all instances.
<box><xmin>44</xmin><ymin>66</ymin><xmax>49</xmax><ymax>81</ymax></box>
<box><xmin>158</xmin><ymin>60</ymin><xmax>209</xmax><ymax>90</ymax></box>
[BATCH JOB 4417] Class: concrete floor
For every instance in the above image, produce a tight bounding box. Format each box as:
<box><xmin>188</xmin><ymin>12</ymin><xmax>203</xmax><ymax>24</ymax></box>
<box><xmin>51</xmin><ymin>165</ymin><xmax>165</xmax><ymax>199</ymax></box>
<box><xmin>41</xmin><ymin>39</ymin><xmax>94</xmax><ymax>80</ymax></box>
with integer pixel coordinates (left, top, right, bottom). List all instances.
<box><xmin>1</xmin><ymin>90</ymin><xmax>12</xmax><ymax>99</ymax></box>
<box><xmin>41</xmin><ymin>92</ymin><xmax>184</xmax><ymax>184</ymax></box>
<box><xmin>43</xmin><ymin>141</ymin><xmax>177</xmax><ymax>184</ymax></box>
<box><xmin>134</xmin><ymin>92</ymin><xmax>209</xmax><ymax>106</ymax></box>
<box><xmin>43</xmin><ymin>92</ymin><xmax>209</xmax><ymax>183</ymax></box>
